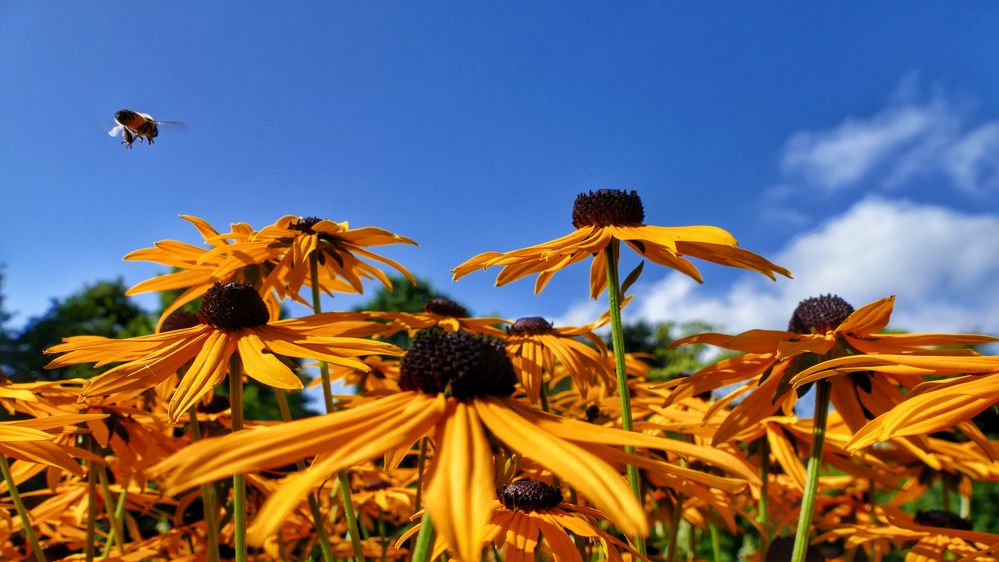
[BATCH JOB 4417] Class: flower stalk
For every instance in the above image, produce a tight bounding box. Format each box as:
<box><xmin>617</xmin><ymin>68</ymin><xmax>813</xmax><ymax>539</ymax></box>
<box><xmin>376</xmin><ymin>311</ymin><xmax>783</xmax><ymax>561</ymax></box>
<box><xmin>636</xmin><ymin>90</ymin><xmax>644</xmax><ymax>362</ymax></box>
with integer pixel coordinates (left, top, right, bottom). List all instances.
<box><xmin>310</xmin><ymin>252</ymin><xmax>366</xmax><ymax>562</ymax></box>
<box><xmin>275</xmin><ymin>389</ymin><xmax>335</xmax><ymax>562</ymax></box>
<box><xmin>0</xmin><ymin>454</ymin><xmax>46</xmax><ymax>562</ymax></box>
<box><xmin>790</xmin><ymin>379</ymin><xmax>832</xmax><ymax>562</ymax></box>
<box><xmin>604</xmin><ymin>240</ymin><xmax>646</xmax><ymax>555</ymax></box>
<box><xmin>188</xmin><ymin>408</ymin><xmax>222</xmax><ymax>562</ymax></box>
<box><xmin>229</xmin><ymin>355</ymin><xmax>248</xmax><ymax>562</ymax></box>
<box><xmin>86</xmin><ymin>437</ymin><xmax>98</xmax><ymax>562</ymax></box>
<box><xmin>758</xmin><ymin>437</ymin><xmax>771</xmax><ymax>555</ymax></box>
<box><xmin>411</xmin><ymin>510</ymin><xmax>435</xmax><ymax>562</ymax></box>
<box><xmin>97</xmin><ymin>465</ymin><xmax>125</xmax><ymax>555</ymax></box>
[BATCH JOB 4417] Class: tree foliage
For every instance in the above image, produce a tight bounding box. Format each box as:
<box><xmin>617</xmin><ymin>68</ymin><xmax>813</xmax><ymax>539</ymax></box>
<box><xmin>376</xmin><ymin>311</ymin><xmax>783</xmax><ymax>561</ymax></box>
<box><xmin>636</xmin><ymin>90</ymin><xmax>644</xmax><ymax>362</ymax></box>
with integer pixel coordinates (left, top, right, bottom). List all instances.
<box><xmin>611</xmin><ymin>319</ymin><xmax>720</xmax><ymax>382</ymax></box>
<box><xmin>0</xmin><ymin>278</ymin><xmax>153</xmax><ymax>381</ymax></box>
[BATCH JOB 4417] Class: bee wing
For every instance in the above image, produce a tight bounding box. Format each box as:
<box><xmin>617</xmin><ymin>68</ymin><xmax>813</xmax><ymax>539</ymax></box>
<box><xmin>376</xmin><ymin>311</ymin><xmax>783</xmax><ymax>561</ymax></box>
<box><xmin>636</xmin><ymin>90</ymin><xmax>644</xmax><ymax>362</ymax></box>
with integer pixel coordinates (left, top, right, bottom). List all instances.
<box><xmin>108</xmin><ymin>124</ymin><xmax>125</xmax><ymax>137</ymax></box>
<box><xmin>154</xmin><ymin>120</ymin><xmax>187</xmax><ymax>129</ymax></box>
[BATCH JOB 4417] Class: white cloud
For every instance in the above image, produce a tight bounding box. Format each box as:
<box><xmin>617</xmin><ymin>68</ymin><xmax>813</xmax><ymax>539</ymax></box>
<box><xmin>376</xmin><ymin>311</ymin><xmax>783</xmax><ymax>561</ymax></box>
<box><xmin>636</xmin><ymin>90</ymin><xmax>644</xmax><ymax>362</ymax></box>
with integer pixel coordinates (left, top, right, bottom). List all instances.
<box><xmin>565</xmin><ymin>198</ymin><xmax>999</xmax><ymax>337</ymax></box>
<box><xmin>776</xmin><ymin>78</ymin><xmax>999</xmax><ymax>197</ymax></box>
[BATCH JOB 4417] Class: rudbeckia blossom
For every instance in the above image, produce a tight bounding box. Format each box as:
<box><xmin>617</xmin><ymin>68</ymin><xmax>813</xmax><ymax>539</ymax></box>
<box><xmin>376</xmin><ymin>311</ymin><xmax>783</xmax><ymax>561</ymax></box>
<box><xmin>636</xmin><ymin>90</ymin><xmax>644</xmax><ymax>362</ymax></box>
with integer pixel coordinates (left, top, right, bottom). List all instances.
<box><xmin>203</xmin><ymin>215</ymin><xmax>418</xmax><ymax>299</ymax></box>
<box><xmin>151</xmin><ymin>329</ymin><xmax>754</xmax><ymax>562</ymax></box>
<box><xmin>124</xmin><ymin>215</ymin><xmax>293</xmax><ymax>329</ymax></box>
<box><xmin>0</xmin><ymin>414</ymin><xmax>106</xmax><ymax>476</ymax></box>
<box><xmin>371</xmin><ymin>297</ymin><xmax>509</xmax><ymax>338</ymax></box>
<box><xmin>45</xmin><ymin>282</ymin><xmax>400</xmax><ymax>421</ymax></box>
<box><xmin>398</xmin><ymin>479</ymin><xmax>648</xmax><ymax>561</ymax></box>
<box><xmin>822</xmin><ymin>357</ymin><xmax>999</xmax><ymax>452</ymax></box>
<box><xmin>502</xmin><ymin>316</ymin><xmax>613</xmax><ymax>403</ymax></box>
<box><xmin>667</xmin><ymin>295</ymin><xmax>998</xmax><ymax>443</ymax></box>
<box><xmin>452</xmin><ymin>189</ymin><xmax>791</xmax><ymax>298</ymax></box>
<box><xmin>813</xmin><ymin>506</ymin><xmax>999</xmax><ymax>561</ymax></box>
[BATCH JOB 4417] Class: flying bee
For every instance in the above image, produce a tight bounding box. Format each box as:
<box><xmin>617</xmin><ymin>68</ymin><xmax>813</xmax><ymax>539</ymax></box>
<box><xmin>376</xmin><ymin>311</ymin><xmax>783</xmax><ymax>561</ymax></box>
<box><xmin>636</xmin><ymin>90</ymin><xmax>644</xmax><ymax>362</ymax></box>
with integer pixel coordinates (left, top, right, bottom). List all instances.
<box><xmin>108</xmin><ymin>109</ymin><xmax>183</xmax><ymax>148</ymax></box>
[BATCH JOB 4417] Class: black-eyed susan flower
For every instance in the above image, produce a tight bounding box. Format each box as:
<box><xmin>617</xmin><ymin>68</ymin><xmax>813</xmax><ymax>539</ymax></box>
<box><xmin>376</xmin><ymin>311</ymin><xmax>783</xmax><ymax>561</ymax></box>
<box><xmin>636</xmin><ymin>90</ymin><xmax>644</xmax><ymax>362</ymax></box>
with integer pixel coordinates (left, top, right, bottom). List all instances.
<box><xmin>0</xmin><ymin>414</ymin><xmax>106</xmax><ymax>477</ymax></box>
<box><xmin>321</xmin><ymin>354</ymin><xmax>402</xmax><ymax>393</ymax></box>
<box><xmin>371</xmin><ymin>297</ymin><xmax>509</xmax><ymax>338</ymax></box>
<box><xmin>502</xmin><ymin>316</ymin><xmax>613</xmax><ymax>404</ymax></box>
<box><xmin>668</xmin><ymin>295</ymin><xmax>999</xmax><ymax>443</ymax></box>
<box><xmin>150</xmin><ymin>329</ymin><xmax>754</xmax><ymax>562</ymax></box>
<box><xmin>835</xmin><ymin>358</ymin><xmax>999</xmax><ymax>452</ymax></box>
<box><xmin>204</xmin><ymin>215</ymin><xmax>418</xmax><ymax>299</ymax></box>
<box><xmin>813</xmin><ymin>506</ymin><xmax>999</xmax><ymax>561</ymax></box>
<box><xmin>397</xmin><ymin>479</ymin><xmax>648</xmax><ymax>561</ymax></box>
<box><xmin>45</xmin><ymin>282</ymin><xmax>400</xmax><ymax>422</ymax></box>
<box><xmin>125</xmin><ymin>215</ymin><xmax>292</xmax><ymax>329</ymax></box>
<box><xmin>452</xmin><ymin>189</ymin><xmax>791</xmax><ymax>299</ymax></box>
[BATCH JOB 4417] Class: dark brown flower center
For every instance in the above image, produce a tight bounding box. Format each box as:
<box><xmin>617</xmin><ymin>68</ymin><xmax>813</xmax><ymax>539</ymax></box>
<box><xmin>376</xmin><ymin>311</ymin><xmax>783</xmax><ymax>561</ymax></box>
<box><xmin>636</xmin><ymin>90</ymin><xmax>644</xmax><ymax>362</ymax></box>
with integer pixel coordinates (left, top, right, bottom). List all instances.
<box><xmin>508</xmin><ymin>316</ymin><xmax>554</xmax><ymax>336</ymax></box>
<box><xmin>499</xmin><ymin>479</ymin><xmax>563</xmax><ymax>511</ymax></box>
<box><xmin>288</xmin><ymin>216</ymin><xmax>323</xmax><ymax>234</ymax></box>
<box><xmin>160</xmin><ymin>310</ymin><xmax>200</xmax><ymax>333</ymax></box>
<box><xmin>914</xmin><ymin>509</ymin><xmax>973</xmax><ymax>531</ymax></box>
<box><xmin>197</xmin><ymin>283</ymin><xmax>270</xmax><ymax>331</ymax></box>
<box><xmin>398</xmin><ymin>329</ymin><xmax>517</xmax><ymax>399</ymax></box>
<box><xmin>423</xmin><ymin>297</ymin><xmax>468</xmax><ymax>318</ymax></box>
<box><xmin>571</xmin><ymin>189</ymin><xmax>645</xmax><ymax>228</ymax></box>
<box><xmin>585</xmin><ymin>404</ymin><xmax>601</xmax><ymax>422</ymax></box>
<box><xmin>788</xmin><ymin>294</ymin><xmax>854</xmax><ymax>334</ymax></box>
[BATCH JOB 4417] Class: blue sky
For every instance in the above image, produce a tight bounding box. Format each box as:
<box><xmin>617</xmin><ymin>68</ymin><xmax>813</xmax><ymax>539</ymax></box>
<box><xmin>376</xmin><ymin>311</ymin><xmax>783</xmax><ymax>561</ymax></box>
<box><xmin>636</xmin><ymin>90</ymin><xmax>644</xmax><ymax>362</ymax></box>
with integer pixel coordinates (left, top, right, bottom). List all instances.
<box><xmin>3</xmin><ymin>3</ymin><xmax>998</xmax><ymax>339</ymax></box>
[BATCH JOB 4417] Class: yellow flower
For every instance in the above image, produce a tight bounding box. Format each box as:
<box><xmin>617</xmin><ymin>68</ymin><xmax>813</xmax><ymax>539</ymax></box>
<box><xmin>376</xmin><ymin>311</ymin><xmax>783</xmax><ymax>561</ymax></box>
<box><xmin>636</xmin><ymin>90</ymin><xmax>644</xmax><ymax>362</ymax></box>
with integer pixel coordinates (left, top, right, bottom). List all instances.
<box><xmin>151</xmin><ymin>330</ymin><xmax>754</xmax><ymax>562</ymax></box>
<box><xmin>502</xmin><ymin>316</ymin><xmax>613</xmax><ymax>403</ymax></box>
<box><xmin>0</xmin><ymin>413</ymin><xmax>105</xmax><ymax>476</ymax></box>
<box><xmin>397</xmin><ymin>479</ymin><xmax>648</xmax><ymax>561</ymax></box>
<box><xmin>45</xmin><ymin>282</ymin><xmax>399</xmax><ymax>422</ymax></box>
<box><xmin>321</xmin><ymin>355</ymin><xmax>402</xmax><ymax>393</ymax></box>
<box><xmin>834</xmin><ymin>358</ymin><xmax>999</xmax><ymax>452</ymax></box>
<box><xmin>813</xmin><ymin>505</ymin><xmax>999</xmax><ymax>561</ymax></box>
<box><xmin>668</xmin><ymin>295</ymin><xmax>998</xmax><ymax>443</ymax></box>
<box><xmin>204</xmin><ymin>215</ymin><xmax>418</xmax><ymax>298</ymax></box>
<box><xmin>124</xmin><ymin>215</ymin><xmax>294</xmax><ymax>329</ymax></box>
<box><xmin>371</xmin><ymin>297</ymin><xmax>509</xmax><ymax>338</ymax></box>
<box><xmin>453</xmin><ymin>189</ymin><xmax>790</xmax><ymax>298</ymax></box>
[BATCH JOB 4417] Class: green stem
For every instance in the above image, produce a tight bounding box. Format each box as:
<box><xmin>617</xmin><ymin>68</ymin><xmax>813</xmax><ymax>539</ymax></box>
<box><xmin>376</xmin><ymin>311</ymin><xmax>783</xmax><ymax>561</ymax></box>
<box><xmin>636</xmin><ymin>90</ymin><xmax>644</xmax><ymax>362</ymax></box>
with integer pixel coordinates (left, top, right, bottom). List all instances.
<box><xmin>97</xmin><ymin>465</ymin><xmax>125</xmax><ymax>555</ymax></box>
<box><xmin>942</xmin><ymin>477</ymin><xmax>952</xmax><ymax>512</ymax></box>
<box><xmin>414</xmin><ymin>438</ymin><xmax>428</xmax><ymax>512</ymax></box>
<box><xmin>310</xmin><ymin>252</ymin><xmax>365</xmax><ymax>562</ymax></box>
<box><xmin>189</xmin><ymin>408</ymin><xmax>222</xmax><ymax>562</ymax></box>
<box><xmin>86</xmin><ymin>438</ymin><xmax>98</xmax><ymax>562</ymax></box>
<box><xmin>276</xmin><ymin>389</ymin><xmax>335</xmax><ymax>562</ymax></box>
<box><xmin>789</xmin><ymin>379</ymin><xmax>831</xmax><ymax>562</ymax></box>
<box><xmin>101</xmin><ymin>479</ymin><xmax>131</xmax><ymax>558</ymax></box>
<box><xmin>411</xmin><ymin>510</ymin><xmax>435</xmax><ymax>562</ymax></box>
<box><xmin>0</xmin><ymin>455</ymin><xmax>46</xmax><ymax>562</ymax></box>
<box><xmin>538</xmin><ymin>380</ymin><xmax>551</xmax><ymax>413</ymax></box>
<box><xmin>665</xmin><ymin>494</ymin><xmax>681</xmax><ymax>562</ymax></box>
<box><xmin>230</xmin><ymin>355</ymin><xmax>248</xmax><ymax>562</ymax></box>
<box><xmin>377</xmin><ymin>507</ymin><xmax>388</xmax><ymax>562</ymax></box>
<box><xmin>603</xmin><ymin>241</ymin><xmax>646</xmax><ymax>556</ymax></box>
<box><xmin>117</xmin><ymin>488</ymin><xmax>131</xmax><ymax>543</ymax></box>
<box><xmin>758</xmin><ymin>437</ymin><xmax>771</xmax><ymax>555</ymax></box>
<box><xmin>338</xmin><ymin>472</ymin><xmax>365</xmax><ymax>561</ymax></box>
<box><xmin>710</xmin><ymin>523</ymin><xmax>722</xmax><ymax>562</ymax></box>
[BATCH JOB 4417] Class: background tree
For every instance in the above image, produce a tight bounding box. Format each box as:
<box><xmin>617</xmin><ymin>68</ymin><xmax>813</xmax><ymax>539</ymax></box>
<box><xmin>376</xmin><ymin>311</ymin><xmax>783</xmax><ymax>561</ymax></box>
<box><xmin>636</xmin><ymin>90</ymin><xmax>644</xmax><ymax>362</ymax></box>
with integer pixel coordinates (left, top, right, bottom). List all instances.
<box><xmin>1</xmin><ymin>278</ymin><xmax>153</xmax><ymax>381</ymax></box>
<box><xmin>612</xmin><ymin>319</ymin><xmax>720</xmax><ymax>382</ymax></box>
<box><xmin>0</xmin><ymin>268</ymin><xmax>15</xmax><ymax>379</ymax></box>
